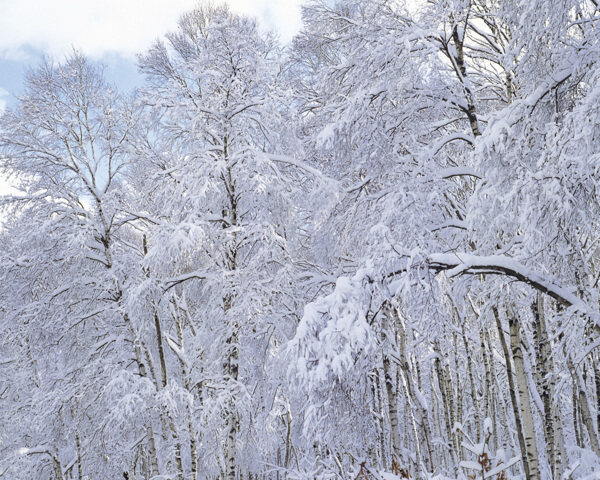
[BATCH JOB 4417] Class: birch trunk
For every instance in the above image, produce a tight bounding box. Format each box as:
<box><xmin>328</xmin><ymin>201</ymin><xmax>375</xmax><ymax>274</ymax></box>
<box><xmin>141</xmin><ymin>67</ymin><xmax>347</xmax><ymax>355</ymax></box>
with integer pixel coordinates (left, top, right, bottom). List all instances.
<box><xmin>284</xmin><ymin>409</ymin><xmax>292</xmax><ymax>470</ymax></box>
<box><xmin>376</xmin><ymin>364</ymin><xmax>388</xmax><ymax>469</ymax></box>
<box><xmin>531</xmin><ymin>293</ymin><xmax>556</xmax><ymax>477</ymax></box>
<box><xmin>225</xmin><ymin>326</ymin><xmax>239</xmax><ymax>480</ymax></box>
<box><xmin>397</xmin><ymin>313</ymin><xmax>434</xmax><ymax>471</ymax></box>
<box><xmin>449</xmin><ymin>25</ymin><xmax>481</xmax><ymax>137</ymax></box>
<box><xmin>461</xmin><ymin>323</ymin><xmax>480</xmax><ymax>440</ymax></box>
<box><xmin>223</xmin><ymin>135</ymin><xmax>239</xmax><ymax>480</ymax></box>
<box><xmin>574</xmin><ymin>383</ymin><xmax>582</xmax><ymax>447</ymax></box>
<box><xmin>481</xmin><ymin>329</ymin><xmax>497</xmax><ymax>452</ymax></box>
<box><xmin>493</xmin><ymin>306</ymin><xmax>529</xmax><ymax>479</ymax></box>
<box><xmin>151</xmin><ymin>310</ymin><xmax>184</xmax><ymax>478</ymax></box>
<box><xmin>173</xmin><ymin>303</ymin><xmax>199</xmax><ymax>480</ymax></box>
<box><xmin>142</xmin><ymin>236</ymin><xmax>183</xmax><ymax>477</ymax></box>
<box><xmin>434</xmin><ymin>343</ymin><xmax>456</xmax><ymax>468</ymax></box>
<box><xmin>124</xmin><ymin>313</ymin><xmax>160</xmax><ymax>478</ymax></box>
<box><xmin>397</xmin><ymin>314</ymin><xmax>423</xmax><ymax>473</ymax></box>
<box><xmin>555</xmin><ymin>401</ymin><xmax>566</xmax><ymax>476</ymax></box>
<box><xmin>445</xmin><ymin>362</ymin><xmax>459</xmax><ymax>458</ymax></box>
<box><xmin>384</xmin><ymin>353</ymin><xmax>403</xmax><ymax>469</ymax></box>
<box><xmin>508</xmin><ymin>309</ymin><xmax>540</xmax><ymax>480</ymax></box>
<box><xmin>383</xmin><ymin>308</ymin><xmax>404</xmax><ymax>469</ymax></box>
<box><xmin>76</xmin><ymin>431</ymin><xmax>83</xmax><ymax>480</ymax></box>
<box><xmin>566</xmin><ymin>356</ymin><xmax>600</xmax><ymax>456</ymax></box>
<box><xmin>52</xmin><ymin>452</ymin><xmax>65</xmax><ymax>480</ymax></box>
<box><xmin>595</xmin><ymin>352</ymin><xmax>600</xmax><ymax>434</ymax></box>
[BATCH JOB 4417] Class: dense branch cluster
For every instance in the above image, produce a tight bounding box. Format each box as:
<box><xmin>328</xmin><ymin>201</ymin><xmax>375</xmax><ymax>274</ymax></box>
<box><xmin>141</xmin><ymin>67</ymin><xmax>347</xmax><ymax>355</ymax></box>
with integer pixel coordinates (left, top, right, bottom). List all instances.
<box><xmin>2</xmin><ymin>2</ymin><xmax>600</xmax><ymax>480</ymax></box>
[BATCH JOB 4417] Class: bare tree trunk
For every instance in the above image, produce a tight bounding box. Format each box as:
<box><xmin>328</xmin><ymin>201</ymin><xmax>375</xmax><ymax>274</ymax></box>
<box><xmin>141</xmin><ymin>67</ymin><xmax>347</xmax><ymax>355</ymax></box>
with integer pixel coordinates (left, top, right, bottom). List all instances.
<box><xmin>430</xmin><ymin>370</ymin><xmax>444</xmax><ymax>466</ymax></box>
<box><xmin>566</xmin><ymin>356</ymin><xmax>600</xmax><ymax>456</ymax></box>
<box><xmin>481</xmin><ymin>328</ymin><xmax>498</xmax><ymax>452</ymax></box>
<box><xmin>384</xmin><ymin>352</ymin><xmax>403</xmax><ymax>469</ymax></box>
<box><xmin>222</xmin><ymin>136</ymin><xmax>239</xmax><ymax>480</ymax></box>
<box><xmin>461</xmin><ymin>323</ymin><xmax>481</xmax><ymax>440</ymax></box>
<box><xmin>397</xmin><ymin>313</ymin><xmax>434</xmax><ymax>472</ymax></box>
<box><xmin>143</xmin><ymin>237</ymin><xmax>184</xmax><ymax>478</ymax></box>
<box><xmin>595</xmin><ymin>352</ymin><xmax>600</xmax><ymax>433</ymax></box>
<box><xmin>225</xmin><ymin>323</ymin><xmax>239</xmax><ymax>480</ymax></box>
<box><xmin>399</xmin><ymin>364</ymin><xmax>422</xmax><ymax>473</ymax></box>
<box><xmin>153</xmin><ymin>310</ymin><xmax>168</xmax><ymax>389</ymax></box>
<box><xmin>167</xmin><ymin>418</ymin><xmax>184</xmax><ymax>479</ymax></box>
<box><xmin>434</xmin><ymin>343</ymin><xmax>456</xmax><ymax>471</ymax></box>
<box><xmin>555</xmin><ymin>400</ymin><xmax>566</xmax><ymax>476</ymax></box>
<box><xmin>124</xmin><ymin>313</ymin><xmax>160</xmax><ymax>478</ymax></box>
<box><xmin>284</xmin><ymin>409</ymin><xmax>292</xmax><ymax>471</ymax></box>
<box><xmin>481</xmin><ymin>329</ymin><xmax>491</xmax><ymax>420</ymax></box>
<box><xmin>493</xmin><ymin>306</ymin><xmax>530</xmax><ymax>479</ymax></box>
<box><xmin>174</xmin><ymin>305</ymin><xmax>199</xmax><ymax>480</ymax></box>
<box><xmin>445</xmin><ymin>361</ymin><xmax>459</xmax><ymax>459</ymax></box>
<box><xmin>574</xmin><ymin>383</ymin><xmax>582</xmax><ymax>447</ymax></box>
<box><xmin>76</xmin><ymin>432</ymin><xmax>83</xmax><ymax>480</ymax></box>
<box><xmin>397</xmin><ymin>315</ymin><xmax>424</xmax><ymax>474</ymax></box>
<box><xmin>449</xmin><ymin>24</ymin><xmax>481</xmax><ymax>137</ymax></box>
<box><xmin>371</xmin><ymin>364</ymin><xmax>387</xmax><ymax>469</ymax></box>
<box><xmin>52</xmin><ymin>452</ymin><xmax>65</xmax><ymax>480</ymax></box>
<box><xmin>140</xmin><ymin>340</ymin><xmax>183</xmax><ymax>477</ymax></box>
<box><xmin>225</xmin><ymin>412</ymin><xmax>237</xmax><ymax>480</ymax></box>
<box><xmin>531</xmin><ymin>294</ymin><xmax>556</xmax><ymax>478</ymax></box>
<box><xmin>379</xmin><ymin>365</ymin><xmax>389</xmax><ymax>469</ymax></box>
<box><xmin>508</xmin><ymin>309</ymin><xmax>540</xmax><ymax>480</ymax></box>
<box><xmin>150</xmin><ymin>314</ymin><xmax>184</xmax><ymax>479</ymax></box>
<box><xmin>383</xmin><ymin>308</ymin><xmax>404</xmax><ymax>470</ymax></box>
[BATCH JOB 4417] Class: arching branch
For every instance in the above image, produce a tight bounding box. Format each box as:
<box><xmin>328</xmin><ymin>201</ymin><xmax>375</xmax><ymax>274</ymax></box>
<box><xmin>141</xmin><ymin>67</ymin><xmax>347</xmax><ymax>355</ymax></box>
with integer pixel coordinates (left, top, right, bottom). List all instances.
<box><xmin>427</xmin><ymin>252</ymin><xmax>589</xmax><ymax>312</ymax></box>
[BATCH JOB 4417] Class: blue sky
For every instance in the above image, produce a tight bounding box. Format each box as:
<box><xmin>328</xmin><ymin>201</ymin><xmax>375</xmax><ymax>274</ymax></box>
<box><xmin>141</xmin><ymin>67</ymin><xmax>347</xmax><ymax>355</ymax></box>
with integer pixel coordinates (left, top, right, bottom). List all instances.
<box><xmin>0</xmin><ymin>0</ymin><xmax>303</xmax><ymax>109</ymax></box>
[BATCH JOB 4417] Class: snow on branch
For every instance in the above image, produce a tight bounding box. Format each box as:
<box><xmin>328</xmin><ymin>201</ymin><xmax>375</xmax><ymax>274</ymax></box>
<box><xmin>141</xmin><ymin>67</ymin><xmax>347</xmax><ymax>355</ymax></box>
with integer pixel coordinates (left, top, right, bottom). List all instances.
<box><xmin>420</xmin><ymin>132</ymin><xmax>475</xmax><ymax>161</ymax></box>
<box><xmin>439</xmin><ymin>166</ymin><xmax>481</xmax><ymax>180</ymax></box>
<box><xmin>426</xmin><ymin>252</ymin><xmax>589</xmax><ymax>312</ymax></box>
<box><xmin>526</xmin><ymin>67</ymin><xmax>573</xmax><ymax>112</ymax></box>
<box><xmin>265</xmin><ymin>153</ymin><xmax>339</xmax><ymax>186</ymax></box>
<box><xmin>290</xmin><ymin>268</ymin><xmax>376</xmax><ymax>388</ymax></box>
<box><xmin>163</xmin><ymin>271</ymin><xmax>213</xmax><ymax>292</ymax></box>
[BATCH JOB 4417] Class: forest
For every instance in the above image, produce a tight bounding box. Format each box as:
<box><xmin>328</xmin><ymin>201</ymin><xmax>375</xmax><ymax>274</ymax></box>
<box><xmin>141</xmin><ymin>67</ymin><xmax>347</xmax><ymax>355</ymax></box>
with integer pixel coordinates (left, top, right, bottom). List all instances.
<box><xmin>1</xmin><ymin>1</ymin><xmax>600</xmax><ymax>479</ymax></box>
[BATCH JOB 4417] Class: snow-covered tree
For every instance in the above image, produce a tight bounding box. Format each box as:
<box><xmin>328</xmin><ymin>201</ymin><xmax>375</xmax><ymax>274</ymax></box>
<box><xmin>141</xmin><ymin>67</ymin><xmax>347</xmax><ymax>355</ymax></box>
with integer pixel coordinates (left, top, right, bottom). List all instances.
<box><xmin>3</xmin><ymin>2</ymin><xmax>600</xmax><ymax>480</ymax></box>
<box><xmin>130</xmin><ymin>5</ymin><xmax>314</xmax><ymax>478</ymax></box>
<box><xmin>0</xmin><ymin>53</ymin><xmax>157</xmax><ymax>479</ymax></box>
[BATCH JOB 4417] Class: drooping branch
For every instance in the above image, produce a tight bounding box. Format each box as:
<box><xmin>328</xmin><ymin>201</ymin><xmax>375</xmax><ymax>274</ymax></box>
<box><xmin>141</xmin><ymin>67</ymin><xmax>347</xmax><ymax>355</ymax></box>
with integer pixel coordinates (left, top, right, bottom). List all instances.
<box><xmin>163</xmin><ymin>271</ymin><xmax>211</xmax><ymax>292</ymax></box>
<box><xmin>426</xmin><ymin>252</ymin><xmax>590</xmax><ymax>313</ymax></box>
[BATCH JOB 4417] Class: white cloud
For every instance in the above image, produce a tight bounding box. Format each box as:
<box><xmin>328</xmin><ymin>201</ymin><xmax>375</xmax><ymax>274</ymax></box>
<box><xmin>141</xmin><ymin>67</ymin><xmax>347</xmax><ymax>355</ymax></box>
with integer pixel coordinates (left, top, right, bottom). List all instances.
<box><xmin>0</xmin><ymin>88</ymin><xmax>8</xmax><ymax>112</ymax></box>
<box><xmin>0</xmin><ymin>0</ymin><xmax>302</xmax><ymax>60</ymax></box>
<box><xmin>230</xmin><ymin>0</ymin><xmax>303</xmax><ymax>42</ymax></box>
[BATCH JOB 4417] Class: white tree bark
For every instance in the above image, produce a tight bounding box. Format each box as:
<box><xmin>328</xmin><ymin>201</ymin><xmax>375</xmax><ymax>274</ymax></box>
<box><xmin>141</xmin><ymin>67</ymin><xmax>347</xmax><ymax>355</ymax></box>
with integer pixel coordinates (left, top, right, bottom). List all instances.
<box><xmin>508</xmin><ymin>309</ymin><xmax>540</xmax><ymax>480</ymax></box>
<box><xmin>383</xmin><ymin>307</ymin><xmax>404</xmax><ymax>470</ymax></box>
<box><xmin>494</xmin><ymin>307</ymin><xmax>530</xmax><ymax>479</ymax></box>
<box><xmin>566</xmin><ymin>356</ymin><xmax>600</xmax><ymax>457</ymax></box>
<box><xmin>531</xmin><ymin>294</ymin><xmax>557</xmax><ymax>478</ymax></box>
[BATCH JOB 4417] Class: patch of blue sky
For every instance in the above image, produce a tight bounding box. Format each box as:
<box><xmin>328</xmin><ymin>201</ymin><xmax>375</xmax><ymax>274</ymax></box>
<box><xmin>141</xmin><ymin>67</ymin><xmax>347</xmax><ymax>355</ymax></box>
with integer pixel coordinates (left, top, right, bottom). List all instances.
<box><xmin>0</xmin><ymin>1</ymin><xmax>302</xmax><ymax>109</ymax></box>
